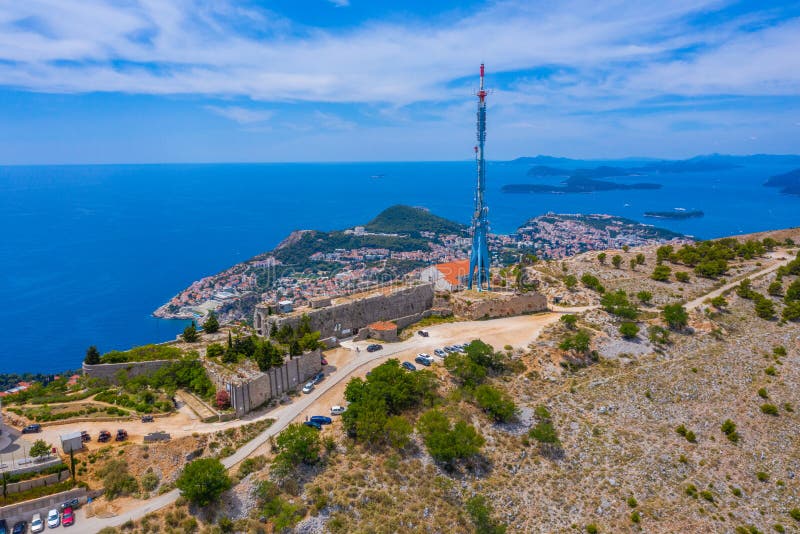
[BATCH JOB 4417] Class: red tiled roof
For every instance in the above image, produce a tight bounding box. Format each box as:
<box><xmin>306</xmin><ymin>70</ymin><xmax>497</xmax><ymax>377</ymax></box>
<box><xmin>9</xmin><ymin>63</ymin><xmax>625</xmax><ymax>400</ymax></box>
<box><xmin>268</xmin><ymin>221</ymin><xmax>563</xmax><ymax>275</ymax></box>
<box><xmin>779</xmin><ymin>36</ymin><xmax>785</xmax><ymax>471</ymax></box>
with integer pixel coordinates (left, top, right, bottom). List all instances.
<box><xmin>369</xmin><ymin>321</ymin><xmax>397</xmax><ymax>331</ymax></box>
<box><xmin>435</xmin><ymin>259</ymin><xmax>470</xmax><ymax>287</ymax></box>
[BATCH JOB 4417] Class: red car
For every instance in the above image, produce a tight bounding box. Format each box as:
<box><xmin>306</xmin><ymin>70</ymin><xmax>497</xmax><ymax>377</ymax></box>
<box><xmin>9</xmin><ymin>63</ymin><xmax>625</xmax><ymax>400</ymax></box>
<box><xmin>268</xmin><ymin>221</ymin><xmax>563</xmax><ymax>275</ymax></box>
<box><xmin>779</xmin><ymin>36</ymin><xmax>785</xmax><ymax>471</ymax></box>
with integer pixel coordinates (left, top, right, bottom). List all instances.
<box><xmin>62</xmin><ymin>507</ymin><xmax>75</xmax><ymax>527</ymax></box>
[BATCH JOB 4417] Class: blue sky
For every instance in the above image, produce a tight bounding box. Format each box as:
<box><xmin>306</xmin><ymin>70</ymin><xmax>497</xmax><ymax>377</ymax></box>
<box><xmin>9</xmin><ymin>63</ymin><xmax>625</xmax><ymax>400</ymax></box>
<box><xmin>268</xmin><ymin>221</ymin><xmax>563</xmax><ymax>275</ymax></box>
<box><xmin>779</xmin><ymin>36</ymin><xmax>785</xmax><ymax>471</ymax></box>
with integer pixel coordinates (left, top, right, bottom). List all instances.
<box><xmin>0</xmin><ymin>0</ymin><xmax>799</xmax><ymax>164</ymax></box>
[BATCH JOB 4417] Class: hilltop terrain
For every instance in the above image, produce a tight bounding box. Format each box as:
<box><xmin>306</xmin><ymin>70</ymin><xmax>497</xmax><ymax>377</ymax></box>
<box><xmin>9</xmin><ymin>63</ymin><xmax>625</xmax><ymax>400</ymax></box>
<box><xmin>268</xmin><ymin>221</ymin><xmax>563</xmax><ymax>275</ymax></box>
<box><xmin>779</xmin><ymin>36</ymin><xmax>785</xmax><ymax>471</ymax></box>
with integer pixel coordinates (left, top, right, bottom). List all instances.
<box><xmin>88</xmin><ymin>225</ymin><xmax>800</xmax><ymax>534</ymax></box>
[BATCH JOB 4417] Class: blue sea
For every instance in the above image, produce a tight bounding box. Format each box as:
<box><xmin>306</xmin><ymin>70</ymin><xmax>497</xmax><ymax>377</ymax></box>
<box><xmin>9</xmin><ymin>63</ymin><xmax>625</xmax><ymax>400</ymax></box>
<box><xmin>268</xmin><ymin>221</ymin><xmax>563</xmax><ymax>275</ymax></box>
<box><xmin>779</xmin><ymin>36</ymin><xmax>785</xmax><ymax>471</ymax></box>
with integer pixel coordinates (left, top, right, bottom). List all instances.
<box><xmin>1</xmin><ymin>160</ymin><xmax>799</xmax><ymax>374</ymax></box>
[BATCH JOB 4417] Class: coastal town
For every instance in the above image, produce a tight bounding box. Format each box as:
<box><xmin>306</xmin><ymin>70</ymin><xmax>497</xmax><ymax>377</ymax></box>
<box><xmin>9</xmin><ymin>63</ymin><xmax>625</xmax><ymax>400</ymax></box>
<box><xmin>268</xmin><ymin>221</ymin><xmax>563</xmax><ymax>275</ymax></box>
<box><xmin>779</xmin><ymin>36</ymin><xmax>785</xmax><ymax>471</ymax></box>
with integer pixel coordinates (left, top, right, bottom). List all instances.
<box><xmin>154</xmin><ymin>209</ymin><xmax>687</xmax><ymax>323</ymax></box>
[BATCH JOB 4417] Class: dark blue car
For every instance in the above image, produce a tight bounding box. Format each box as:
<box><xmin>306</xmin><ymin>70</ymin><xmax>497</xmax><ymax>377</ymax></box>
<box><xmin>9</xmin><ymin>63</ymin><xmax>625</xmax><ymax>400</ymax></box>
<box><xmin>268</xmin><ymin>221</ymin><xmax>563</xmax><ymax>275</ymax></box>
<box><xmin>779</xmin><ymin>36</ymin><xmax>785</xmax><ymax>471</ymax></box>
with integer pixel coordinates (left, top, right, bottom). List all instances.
<box><xmin>310</xmin><ymin>415</ymin><xmax>333</xmax><ymax>425</ymax></box>
<box><xmin>303</xmin><ymin>420</ymin><xmax>322</xmax><ymax>430</ymax></box>
<box><xmin>402</xmin><ymin>361</ymin><xmax>417</xmax><ymax>371</ymax></box>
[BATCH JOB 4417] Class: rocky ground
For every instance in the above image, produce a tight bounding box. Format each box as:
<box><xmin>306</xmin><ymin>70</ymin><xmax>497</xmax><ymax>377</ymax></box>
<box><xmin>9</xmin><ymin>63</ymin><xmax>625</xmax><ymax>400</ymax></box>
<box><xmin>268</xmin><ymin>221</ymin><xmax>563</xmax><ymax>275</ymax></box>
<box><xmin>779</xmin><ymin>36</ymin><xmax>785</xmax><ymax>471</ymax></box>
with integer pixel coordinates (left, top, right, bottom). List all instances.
<box><xmin>94</xmin><ymin>231</ymin><xmax>800</xmax><ymax>533</ymax></box>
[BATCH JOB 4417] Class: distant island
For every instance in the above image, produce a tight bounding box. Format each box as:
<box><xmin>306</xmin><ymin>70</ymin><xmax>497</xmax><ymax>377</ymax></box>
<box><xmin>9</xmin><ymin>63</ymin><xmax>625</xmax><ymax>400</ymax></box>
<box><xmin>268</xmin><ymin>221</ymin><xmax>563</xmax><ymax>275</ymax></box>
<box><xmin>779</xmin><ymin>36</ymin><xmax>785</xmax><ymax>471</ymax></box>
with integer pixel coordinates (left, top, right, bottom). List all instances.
<box><xmin>764</xmin><ymin>168</ymin><xmax>800</xmax><ymax>196</ymax></box>
<box><xmin>644</xmin><ymin>210</ymin><xmax>704</xmax><ymax>220</ymax></box>
<box><xmin>503</xmin><ymin>176</ymin><xmax>662</xmax><ymax>194</ymax></box>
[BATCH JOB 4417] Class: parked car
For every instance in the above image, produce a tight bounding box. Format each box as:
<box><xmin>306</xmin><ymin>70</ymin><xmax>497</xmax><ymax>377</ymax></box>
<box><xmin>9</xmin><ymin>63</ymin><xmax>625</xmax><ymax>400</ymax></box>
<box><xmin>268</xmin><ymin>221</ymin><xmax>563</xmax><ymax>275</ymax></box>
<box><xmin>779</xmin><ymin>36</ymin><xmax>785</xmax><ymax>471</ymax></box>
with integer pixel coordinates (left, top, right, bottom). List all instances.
<box><xmin>10</xmin><ymin>521</ymin><xmax>25</xmax><ymax>534</ymax></box>
<box><xmin>320</xmin><ymin>357</ymin><xmax>328</xmax><ymax>366</ymax></box>
<box><xmin>115</xmin><ymin>429</ymin><xmax>128</xmax><ymax>441</ymax></box>
<box><xmin>312</xmin><ymin>372</ymin><xmax>325</xmax><ymax>384</ymax></box>
<box><xmin>61</xmin><ymin>507</ymin><xmax>75</xmax><ymax>527</ymax></box>
<box><xmin>434</xmin><ymin>349</ymin><xmax>447</xmax><ymax>357</ymax></box>
<box><xmin>418</xmin><ymin>330</ymin><xmax>429</xmax><ymax>337</ymax></box>
<box><xmin>80</xmin><ymin>431</ymin><xmax>90</xmax><ymax>442</ymax></box>
<box><xmin>303</xmin><ymin>420</ymin><xmax>322</xmax><ymax>430</ymax></box>
<box><xmin>302</xmin><ymin>382</ymin><xmax>314</xmax><ymax>394</ymax></box>
<box><xmin>0</xmin><ymin>518</ymin><xmax>7</xmax><ymax>534</ymax></box>
<box><xmin>22</xmin><ymin>424</ymin><xmax>41</xmax><ymax>434</ymax></box>
<box><xmin>60</xmin><ymin>498</ymin><xmax>79</xmax><ymax>511</ymax></box>
<box><xmin>401</xmin><ymin>361</ymin><xmax>417</xmax><ymax>372</ymax></box>
<box><xmin>366</xmin><ymin>344</ymin><xmax>383</xmax><ymax>352</ymax></box>
<box><xmin>30</xmin><ymin>513</ymin><xmax>43</xmax><ymax>533</ymax></box>
<box><xmin>330</xmin><ymin>405</ymin><xmax>346</xmax><ymax>416</ymax></box>
<box><xmin>141</xmin><ymin>415</ymin><xmax>154</xmax><ymax>423</ymax></box>
<box><xmin>97</xmin><ymin>430</ymin><xmax>112</xmax><ymax>443</ymax></box>
<box><xmin>414</xmin><ymin>355</ymin><xmax>432</xmax><ymax>367</ymax></box>
<box><xmin>46</xmin><ymin>509</ymin><xmax>60</xmax><ymax>529</ymax></box>
<box><xmin>309</xmin><ymin>415</ymin><xmax>332</xmax><ymax>425</ymax></box>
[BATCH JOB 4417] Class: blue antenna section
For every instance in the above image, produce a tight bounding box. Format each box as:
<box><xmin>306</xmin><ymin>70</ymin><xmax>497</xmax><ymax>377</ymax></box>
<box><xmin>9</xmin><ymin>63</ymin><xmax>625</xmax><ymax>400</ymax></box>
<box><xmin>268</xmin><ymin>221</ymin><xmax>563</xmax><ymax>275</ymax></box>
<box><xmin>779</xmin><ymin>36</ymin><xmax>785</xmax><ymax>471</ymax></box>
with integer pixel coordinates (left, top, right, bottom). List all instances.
<box><xmin>468</xmin><ymin>63</ymin><xmax>491</xmax><ymax>291</ymax></box>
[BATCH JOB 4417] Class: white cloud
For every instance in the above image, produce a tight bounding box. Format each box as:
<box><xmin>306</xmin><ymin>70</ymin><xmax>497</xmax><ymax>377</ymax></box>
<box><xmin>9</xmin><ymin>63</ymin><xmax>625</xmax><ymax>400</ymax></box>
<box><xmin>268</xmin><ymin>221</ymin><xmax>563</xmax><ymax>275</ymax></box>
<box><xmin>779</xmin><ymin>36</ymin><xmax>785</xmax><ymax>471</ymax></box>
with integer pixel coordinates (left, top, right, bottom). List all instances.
<box><xmin>0</xmin><ymin>0</ymin><xmax>797</xmax><ymax>121</ymax></box>
<box><xmin>328</xmin><ymin>0</ymin><xmax>350</xmax><ymax>7</ymax></box>
<box><xmin>204</xmin><ymin>105</ymin><xmax>273</xmax><ymax>124</ymax></box>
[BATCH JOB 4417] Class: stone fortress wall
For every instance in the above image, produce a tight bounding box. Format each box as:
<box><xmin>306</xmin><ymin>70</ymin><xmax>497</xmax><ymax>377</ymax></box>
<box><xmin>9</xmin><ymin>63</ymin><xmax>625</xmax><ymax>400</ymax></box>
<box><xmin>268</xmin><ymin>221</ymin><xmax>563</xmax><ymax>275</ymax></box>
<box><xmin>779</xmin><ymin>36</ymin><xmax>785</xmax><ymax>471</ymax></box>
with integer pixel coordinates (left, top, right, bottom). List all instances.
<box><xmin>222</xmin><ymin>349</ymin><xmax>322</xmax><ymax>417</ymax></box>
<box><xmin>254</xmin><ymin>283</ymin><xmax>435</xmax><ymax>340</ymax></box>
<box><xmin>82</xmin><ymin>359</ymin><xmax>173</xmax><ymax>384</ymax></box>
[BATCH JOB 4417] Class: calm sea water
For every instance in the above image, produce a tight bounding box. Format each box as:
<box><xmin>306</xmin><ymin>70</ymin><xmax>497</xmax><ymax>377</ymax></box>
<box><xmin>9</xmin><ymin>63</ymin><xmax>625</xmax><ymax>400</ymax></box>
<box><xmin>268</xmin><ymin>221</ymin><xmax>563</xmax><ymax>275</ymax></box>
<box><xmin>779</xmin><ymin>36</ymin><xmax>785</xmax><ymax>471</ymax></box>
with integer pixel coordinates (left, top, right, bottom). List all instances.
<box><xmin>1</xmin><ymin>160</ymin><xmax>798</xmax><ymax>374</ymax></box>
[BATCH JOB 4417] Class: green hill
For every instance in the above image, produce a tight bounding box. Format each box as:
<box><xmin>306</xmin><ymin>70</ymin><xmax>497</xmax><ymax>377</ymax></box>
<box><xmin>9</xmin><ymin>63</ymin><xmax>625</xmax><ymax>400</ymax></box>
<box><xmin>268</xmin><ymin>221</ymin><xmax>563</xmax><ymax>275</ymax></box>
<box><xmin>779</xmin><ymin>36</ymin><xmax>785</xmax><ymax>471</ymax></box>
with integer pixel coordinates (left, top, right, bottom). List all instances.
<box><xmin>364</xmin><ymin>205</ymin><xmax>465</xmax><ymax>235</ymax></box>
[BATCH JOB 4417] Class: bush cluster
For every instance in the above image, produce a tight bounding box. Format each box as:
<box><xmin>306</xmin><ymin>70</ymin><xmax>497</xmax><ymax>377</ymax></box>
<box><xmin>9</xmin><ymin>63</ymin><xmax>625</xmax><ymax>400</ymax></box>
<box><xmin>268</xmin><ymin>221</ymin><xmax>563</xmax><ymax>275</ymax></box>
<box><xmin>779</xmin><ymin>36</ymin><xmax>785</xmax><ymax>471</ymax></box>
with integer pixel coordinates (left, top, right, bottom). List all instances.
<box><xmin>342</xmin><ymin>359</ymin><xmax>437</xmax><ymax>447</ymax></box>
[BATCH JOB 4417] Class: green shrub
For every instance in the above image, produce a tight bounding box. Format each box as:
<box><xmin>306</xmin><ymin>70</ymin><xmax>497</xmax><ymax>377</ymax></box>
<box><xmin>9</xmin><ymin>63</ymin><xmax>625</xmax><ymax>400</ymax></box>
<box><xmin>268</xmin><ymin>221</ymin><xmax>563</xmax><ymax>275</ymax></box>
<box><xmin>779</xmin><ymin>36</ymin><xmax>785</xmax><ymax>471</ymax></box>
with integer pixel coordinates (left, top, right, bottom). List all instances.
<box><xmin>627</xmin><ymin>497</ymin><xmax>638</xmax><ymax>508</ymax></box>
<box><xmin>789</xmin><ymin>508</ymin><xmax>800</xmax><ymax>521</ymax></box>
<box><xmin>466</xmin><ymin>494</ymin><xmax>507</xmax><ymax>534</ymax></box>
<box><xmin>731</xmin><ymin>486</ymin><xmax>742</xmax><ymax>497</ymax></box>
<box><xmin>758</xmin><ymin>388</ymin><xmax>768</xmax><ymax>399</ymax></box>
<box><xmin>651</xmin><ymin>265</ymin><xmax>671</xmax><ymax>282</ymax></box>
<box><xmin>586</xmin><ymin>524</ymin><xmax>599</xmax><ymax>534</ymax></box>
<box><xmin>756</xmin><ymin>471</ymin><xmax>769</xmax><ymax>482</ymax></box>
<box><xmin>140</xmin><ymin>470</ymin><xmax>159</xmax><ymax>492</ymax></box>
<box><xmin>580</xmin><ymin>274</ymin><xmax>605</xmax><ymax>293</ymax></box>
<box><xmin>619</xmin><ymin>322</ymin><xmax>639</xmax><ymax>339</ymax></box>
<box><xmin>675</xmin><ymin>271</ymin><xmax>690</xmax><ymax>283</ymax></box>
<box><xmin>760</xmin><ymin>403</ymin><xmax>779</xmax><ymax>416</ymax></box>
<box><xmin>474</xmin><ymin>384</ymin><xmax>517</xmax><ymax>423</ymax></box>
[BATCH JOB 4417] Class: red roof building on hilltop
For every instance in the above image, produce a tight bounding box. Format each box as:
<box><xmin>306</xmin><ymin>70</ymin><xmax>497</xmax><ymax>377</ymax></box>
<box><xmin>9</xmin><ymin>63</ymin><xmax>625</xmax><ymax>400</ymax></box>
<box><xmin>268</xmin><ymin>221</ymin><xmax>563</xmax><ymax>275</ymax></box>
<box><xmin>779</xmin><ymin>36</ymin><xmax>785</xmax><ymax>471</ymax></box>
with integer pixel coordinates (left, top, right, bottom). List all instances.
<box><xmin>418</xmin><ymin>259</ymin><xmax>470</xmax><ymax>291</ymax></box>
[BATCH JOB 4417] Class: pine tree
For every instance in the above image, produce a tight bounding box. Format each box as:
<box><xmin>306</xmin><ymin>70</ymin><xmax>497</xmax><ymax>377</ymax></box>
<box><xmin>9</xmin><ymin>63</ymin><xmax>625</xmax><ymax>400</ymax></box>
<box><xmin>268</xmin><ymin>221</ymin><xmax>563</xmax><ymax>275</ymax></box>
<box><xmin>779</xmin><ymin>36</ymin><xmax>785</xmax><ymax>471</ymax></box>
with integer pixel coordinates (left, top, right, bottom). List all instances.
<box><xmin>85</xmin><ymin>345</ymin><xmax>101</xmax><ymax>365</ymax></box>
<box><xmin>204</xmin><ymin>311</ymin><xmax>220</xmax><ymax>334</ymax></box>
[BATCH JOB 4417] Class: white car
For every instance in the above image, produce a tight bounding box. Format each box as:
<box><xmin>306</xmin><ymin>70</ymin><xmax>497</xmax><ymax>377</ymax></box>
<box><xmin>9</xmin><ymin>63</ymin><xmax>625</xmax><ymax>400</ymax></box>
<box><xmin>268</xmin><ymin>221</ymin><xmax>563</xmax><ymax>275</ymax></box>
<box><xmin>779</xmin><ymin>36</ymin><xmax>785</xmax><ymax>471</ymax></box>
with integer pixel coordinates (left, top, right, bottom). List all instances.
<box><xmin>330</xmin><ymin>405</ymin><xmax>346</xmax><ymax>415</ymax></box>
<box><xmin>30</xmin><ymin>513</ymin><xmax>44</xmax><ymax>533</ymax></box>
<box><xmin>302</xmin><ymin>382</ymin><xmax>314</xmax><ymax>394</ymax></box>
<box><xmin>46</xmin><ymin>508</ymin><xmax>60</xmax><ymax>528</ymax></box>
<box><xmin>417</xmin><ymin>353</ymin><xmax>431</xmax><ymax>359</ymax></box>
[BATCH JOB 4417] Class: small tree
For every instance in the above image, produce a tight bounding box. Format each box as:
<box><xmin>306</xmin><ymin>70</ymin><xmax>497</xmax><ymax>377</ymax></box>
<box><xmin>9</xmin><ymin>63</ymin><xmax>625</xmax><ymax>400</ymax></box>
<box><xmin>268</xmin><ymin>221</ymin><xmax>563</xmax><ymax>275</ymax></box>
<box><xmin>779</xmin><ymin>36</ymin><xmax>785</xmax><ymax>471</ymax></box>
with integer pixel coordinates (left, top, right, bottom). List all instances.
<box><xmin>636</xmin><ymin>253</ymin><xmax>646</xmax><ymax>265</ymax></box>
<box><xmin>560</xmin><ymin>314</ymin><xmax>578</xmax><ymax>330</ymax></box>
<box><xmin>29</xmin><ymin>439</ymin><xmax>51</xmax><ymax>459</ymax></box>
<box><xmin>710</xmin><ymin>296</ymin><xmax>727</xmax><ymax>309</ymax></box>
<box><xmin>203</xmin><ymin>311</ymin><xmax>220</xmax><ymax>334</ymax></box>
<box><xmin>675</xmin><ymin>272</ymin><xmax>690</xmax><ymax>283</ymax></box>
<box><xmin>612</xmin><ymin>255</ymin><xmax>623</xmax><ymax>269</ymax></box>
<box><xmin>176</xmin><ymin>458</ymin><xmax>231</xmax><ymax>507</ymax></box>
<box><xmin>85</xmin><ymin>345</ymin><xmax>101</xmax><ymax>365</ymax></box>
<box><xmin>636</xmin><ymin>291</ymin><xmax>652</xmax><ymax>304</ymax></box>
<box><xmin>215</xmin><ymin>390</ymin><xmax>231</xmax><ymax>410</ymax></box>
<box><xmin>651</xmin><ymin>265</ymin><xmax>671</xmax><ymax>282</ymax></box>
<box><xmin>183</xmin><ymin>322</ymin><xmax>199</xmax><ymax>342</ymax></box>
<box><xmin>273</xmin><ymin>423</ymin><xmax>321</xmax><ymax>475</ymax></box>
<box><xmin>559</xmin><ymin>330</ymin><xmax>591</xmax><ymax>355</ymax></box>
<box><xmin>564</xmin><ymin>275</ymin><xmax>578</xmax><ymax>290</ymax></box>
<box><xmin>384</xmin><ymin>415</ymin><xmax>413</xmax><ymax>449</ymax></box>
<box><xmin>466</xmin><ymin>495</ymin><xmax>507</xmax><ymax>534</ymax></box>
<box><xmin>629</xmin><ymin>258</ymin><xmax>637</xmax><ymax>270</ymax></box>
<box><xmin>663</xmin><ymin>304</ymin><xmax>688</xmax><ymax>330</ymax></box>
<box><xmin>597</xmin><ymin>253</ymin><xmax>607</xmax><ymax>265</ymax></box>
<box><xmin>754</xmin><ymin>296</ymin><xmax>776</xmax><ymax>320</ymax></box>
<box><xmin>619</xmin><ymin>322</ymin><xmax>640</xmax><ymax>339</ymax></box>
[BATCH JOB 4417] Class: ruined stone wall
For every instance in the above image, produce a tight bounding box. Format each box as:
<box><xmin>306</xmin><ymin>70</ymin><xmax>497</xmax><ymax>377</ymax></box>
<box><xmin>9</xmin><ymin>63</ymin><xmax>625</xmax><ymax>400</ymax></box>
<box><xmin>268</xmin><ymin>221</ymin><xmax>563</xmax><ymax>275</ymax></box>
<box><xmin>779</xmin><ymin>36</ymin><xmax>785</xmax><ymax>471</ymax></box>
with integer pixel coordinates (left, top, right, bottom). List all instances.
<box><xmin>254</xmin><ymin>284</ymin><xmax>434</xmax><ymax>339</ymax></box>
<box><xmin>226</xmin><ymin>349</ymin><xmax>322</xmax><ymax>417</ymax></box>
<box><xmin>82</xmin><ymin>360</ymin><xmax>172</xmax><ymax>384</ymax></box>
<box><xmin>450</xmin><ymin>291</ymin><xmax>548</xmax><ymax>320</ymax></box>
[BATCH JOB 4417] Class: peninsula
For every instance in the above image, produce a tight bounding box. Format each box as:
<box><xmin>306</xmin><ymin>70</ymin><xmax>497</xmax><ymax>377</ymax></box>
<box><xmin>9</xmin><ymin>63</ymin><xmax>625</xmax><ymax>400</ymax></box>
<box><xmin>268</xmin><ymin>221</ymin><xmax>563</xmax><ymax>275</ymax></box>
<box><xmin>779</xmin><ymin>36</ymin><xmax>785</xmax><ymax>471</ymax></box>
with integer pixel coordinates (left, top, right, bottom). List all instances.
<box><xmin>153</xmin><ymin>205</ymin><xmax>685</xmax><ymax>323</ymax></box>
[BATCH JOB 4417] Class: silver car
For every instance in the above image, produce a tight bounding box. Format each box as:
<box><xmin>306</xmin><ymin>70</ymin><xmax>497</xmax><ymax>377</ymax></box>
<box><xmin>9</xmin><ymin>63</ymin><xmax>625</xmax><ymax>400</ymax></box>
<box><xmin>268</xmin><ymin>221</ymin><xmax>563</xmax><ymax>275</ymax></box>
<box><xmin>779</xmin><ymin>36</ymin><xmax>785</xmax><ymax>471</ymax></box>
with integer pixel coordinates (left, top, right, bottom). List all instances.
<box><xmin>30</xmin><ymin>514</ymin><xmax>44</xmax><ymax>533</ymax></box>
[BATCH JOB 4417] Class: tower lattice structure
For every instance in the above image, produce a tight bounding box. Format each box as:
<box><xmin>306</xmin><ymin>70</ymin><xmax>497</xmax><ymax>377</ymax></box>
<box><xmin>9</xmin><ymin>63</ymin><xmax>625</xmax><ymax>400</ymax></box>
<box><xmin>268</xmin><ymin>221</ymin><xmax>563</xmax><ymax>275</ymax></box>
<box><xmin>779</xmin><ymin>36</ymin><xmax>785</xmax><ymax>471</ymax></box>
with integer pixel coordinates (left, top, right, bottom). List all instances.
<box><xmin>468</xmin><ymin>63</ymin><xmax>491</xmax><ymax>291</ymax></box>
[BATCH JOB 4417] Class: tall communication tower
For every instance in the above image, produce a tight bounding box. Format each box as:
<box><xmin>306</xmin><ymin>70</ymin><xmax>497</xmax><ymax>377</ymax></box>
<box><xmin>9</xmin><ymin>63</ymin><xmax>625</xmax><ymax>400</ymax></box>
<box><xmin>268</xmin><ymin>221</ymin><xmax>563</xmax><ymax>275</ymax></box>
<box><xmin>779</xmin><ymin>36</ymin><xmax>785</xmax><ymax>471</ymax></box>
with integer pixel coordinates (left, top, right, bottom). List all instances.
<box><xmin>468</xmin><ymin>63</ymin><xmax>491</xmax><ymax>291</ymax></box>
